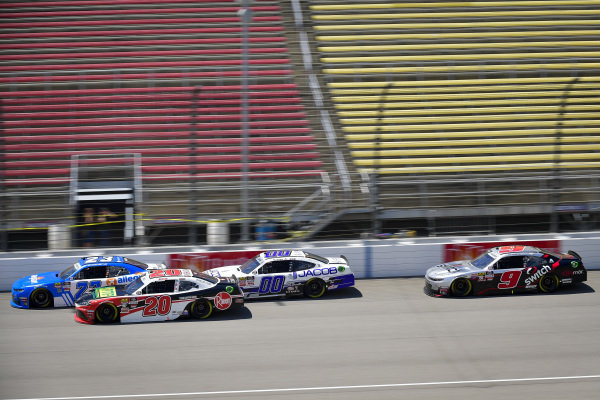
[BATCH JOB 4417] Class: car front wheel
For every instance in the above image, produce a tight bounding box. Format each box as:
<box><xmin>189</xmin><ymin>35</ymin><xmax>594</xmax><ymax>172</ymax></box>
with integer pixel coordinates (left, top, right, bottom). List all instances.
<box><xmin>451</xmin><ymin>278</ymin><xmax>472</xmax><ymax>297</ymax></box>
<box><xmin>95</xmin><ymin>303</ymin><xmax>118</xmax><ymax>323</ymax></box>
<box><xmin>30</xmin><ymin>288</ymin><xmax>52</xmax><ymax>308</ymax></box>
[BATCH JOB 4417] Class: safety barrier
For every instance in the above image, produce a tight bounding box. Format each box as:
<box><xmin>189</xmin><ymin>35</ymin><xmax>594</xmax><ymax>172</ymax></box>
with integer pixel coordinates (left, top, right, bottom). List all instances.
<box><xmin>1</xmin><ymin>234</ymin><xmax>599</xmax><ymax>291</ymax></box>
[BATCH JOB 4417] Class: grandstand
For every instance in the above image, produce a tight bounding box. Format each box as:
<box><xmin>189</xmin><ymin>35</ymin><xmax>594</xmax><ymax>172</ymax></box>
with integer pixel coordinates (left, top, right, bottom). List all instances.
<box><xmin>1</xmin><ymin>0</ymin><xmax>599</xmax><ymax>250</ymax></box>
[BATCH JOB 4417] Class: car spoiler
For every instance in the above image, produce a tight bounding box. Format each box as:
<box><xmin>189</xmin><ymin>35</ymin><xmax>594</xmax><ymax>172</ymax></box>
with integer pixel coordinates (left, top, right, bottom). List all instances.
<box><xmin>340</xmin><ymin>255</ymin><xmax>349</xmax><ymax>264</ymax></box>
<box><xmin>567</xmin><ymin>250</ymin><xmax>582</xmax><ymax>260</ymax></box>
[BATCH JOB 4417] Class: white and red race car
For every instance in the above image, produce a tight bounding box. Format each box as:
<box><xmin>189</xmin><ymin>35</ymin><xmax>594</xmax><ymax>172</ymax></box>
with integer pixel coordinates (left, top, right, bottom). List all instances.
<box><xmin>74</xmin><ymin>269</ymin><xmax>243</xmax><ymax>324</ymax></box>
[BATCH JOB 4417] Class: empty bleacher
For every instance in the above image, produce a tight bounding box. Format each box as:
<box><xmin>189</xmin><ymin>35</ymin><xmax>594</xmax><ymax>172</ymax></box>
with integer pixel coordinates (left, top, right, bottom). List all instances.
<box><xmin>0</xmin><ymin>0</ymin><xmax>333</xmax><ymax>239</ymax></box>
<box><xmin>309</xmin><ymin>0</ymin><xmax>600</xmax><ymax>175</ymax></box>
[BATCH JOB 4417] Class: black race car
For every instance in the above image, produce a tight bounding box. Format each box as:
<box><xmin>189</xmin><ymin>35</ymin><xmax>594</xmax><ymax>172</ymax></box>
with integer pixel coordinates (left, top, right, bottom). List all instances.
<box><xmin>425</xmin><ymin>245</ymin><xmax>587</xmax><ymax>296</ymax></box>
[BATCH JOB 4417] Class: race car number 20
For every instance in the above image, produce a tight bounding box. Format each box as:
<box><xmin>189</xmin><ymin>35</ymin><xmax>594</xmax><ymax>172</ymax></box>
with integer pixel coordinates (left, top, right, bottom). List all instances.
<box><xmin>143</xmin><ymin>295</ymin><xmax>172</xmax><ymax>317</ymax></box>
<box><xmin>259</xmin><ymin>276</ymin><xmax>285</xmax><ymax>294</ymax></box>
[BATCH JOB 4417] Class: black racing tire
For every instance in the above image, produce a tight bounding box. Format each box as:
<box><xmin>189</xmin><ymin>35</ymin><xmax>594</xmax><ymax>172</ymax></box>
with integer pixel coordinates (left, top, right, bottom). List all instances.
<box><xmin>539</xmin><ymin>274</ymin><xmax>560</xmax><ymax>293</ymax></box>
<box><xmin>30</xmin><ymin>288</ymin><xmax>52</xmax><ymax>308</ymax></box>
<box><xmin>95</xmin><ymin>303</ymin><xmax>119</xmax><ymax>323</ymax></box>
<box><xmin>450</xmin><ymin>278</ymin><xmax>472</xmax><ymax>297</ymax></box>
<box><xmin>304</xmin><ymin>278</ymin><xmax>326</xmax><ymax>298</ymax></box>
<box><xmin>189</xmin><ymin>298</ymin><xmax>213</xmax><ymax>319</ymax></box>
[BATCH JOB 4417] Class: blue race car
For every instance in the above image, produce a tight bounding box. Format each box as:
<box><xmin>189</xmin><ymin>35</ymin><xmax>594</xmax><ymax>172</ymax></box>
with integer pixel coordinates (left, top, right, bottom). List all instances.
<box><xmin>11</xmin><ymin>256</ymin><xmax>166</xmax><ymax>309</ymax></box>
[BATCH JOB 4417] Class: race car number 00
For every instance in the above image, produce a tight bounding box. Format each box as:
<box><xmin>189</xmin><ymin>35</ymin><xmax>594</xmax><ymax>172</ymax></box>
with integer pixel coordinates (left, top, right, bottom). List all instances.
<box><xmin>259</xmin><ymin>275</ymin><xmax>285</xmax><ymax>294</ymax></box>
<box><xmin>498</xmin><ymin>270</ymin><xmax>522</xmax><ymax>289</ymax></box>
<box><xmin>143</xmin><ymin>295</ymin><xmax>171</xmax><ymax>316</ymax></box>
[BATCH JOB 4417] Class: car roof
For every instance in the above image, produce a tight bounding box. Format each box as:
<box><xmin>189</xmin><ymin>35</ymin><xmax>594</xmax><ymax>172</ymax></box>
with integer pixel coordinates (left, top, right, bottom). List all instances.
<box><xmin>487</xmin><ymin>245</ymin><xmax>544</xmax><ymax>257</ymax></box>
<box><xmin>75</xmin><ymin>256</ymin><xmax>148</xmax><ymax>271</ymax></box>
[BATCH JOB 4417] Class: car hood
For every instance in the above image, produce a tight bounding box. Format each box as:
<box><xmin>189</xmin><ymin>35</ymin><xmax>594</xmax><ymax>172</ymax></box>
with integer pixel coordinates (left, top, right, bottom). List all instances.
<box><xmin>203</xmin><ymin>265</ymin><xmax>243</xmax><ymax>278</ymax></box>
<box><xmin>426</xmin><ymin>261</ymin><xmax>478</xmax><ymax>279</ymax></box>
<box><xmin>12</xmin><ymin>270</ymin><xmax>61</xmax><ymax>289</ymax></box>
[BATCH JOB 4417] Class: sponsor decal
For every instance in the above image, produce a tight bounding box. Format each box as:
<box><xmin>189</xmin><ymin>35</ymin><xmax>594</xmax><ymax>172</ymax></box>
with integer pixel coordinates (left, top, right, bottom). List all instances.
<box><xmin>116</xmin><ymin>275</ymin><xmax>138</xmax><ymax>284</ymax></box>
<box><xmin>214</xmin><ymin>292</ymin><xmax>232</xmax><ymax>310</ymax></box>
<box><xmin>525</xmin><ymin>265</ymin><xmax>552</xmax><ymax>286</ymax></box>
<box><xmin>440</xmin><ymin>287</ymin><xmax>449</xmax><ymax>296</ymax></box>
<box><xmin>30</xmin><ymin>275</ymin><xmax>39</xmax><ymax>283</ymax></box>
<box><xmin>94</xmin><ymin>286</ymin><xmax>117</xmax><ymax>299</ymax></box>
<box><xmin>571</xmin><ymin>261</ymin><xmax>579</xmax><ymax>268</ymax></box>
<box><xmin>562</xmin><ymin>278</ymin><xmax>573</xmax><ymax>284</ymax></box>
<box><xmin>486</xmin><ymin>271</ymin><xmax>494</xmax><ymax>281</ymax></box>
<box><xmin>338</xmin><ymin>266</ymin><xmax>346</xmax><ymax>273</ymax></box>
<box><xmin>225</xmin><ymin>286</ymin><xmax>234</xmax><ymax>294</ymax></box>
<box><xmin>562</xmin><ymin>270</ymin><xmax>573</xmax><ymax>278</ymax></box>
<box><xmin>294</xmin><ymin>267</ymin><xmax>339</xmax><ymax>279</ymax></box>
<box><xmin>121</xmin><ymin>298</ymin><xmax>129</xmax><ymax>304</ymax></box>
<box><xmin>106</xmin><ymin>278</ymin><xmax>117</xmax><ymax>286</ymax></box>
<box><xmin>573</xmin><ymin>270</ymin><xmax>585</xmax><ymax>276</ymax></box>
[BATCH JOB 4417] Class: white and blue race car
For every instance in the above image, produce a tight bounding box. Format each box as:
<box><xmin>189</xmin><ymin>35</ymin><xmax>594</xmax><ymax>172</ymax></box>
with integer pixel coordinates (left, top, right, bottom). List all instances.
<box><xmin>203</xmin><ymin>250</ymin><xmax>355</xmax><ymax>299</ymax></box>
<box><xmin>11</xmin><ymin>256</ymin><xmax>166</xmax><ymax>308</ymax></box>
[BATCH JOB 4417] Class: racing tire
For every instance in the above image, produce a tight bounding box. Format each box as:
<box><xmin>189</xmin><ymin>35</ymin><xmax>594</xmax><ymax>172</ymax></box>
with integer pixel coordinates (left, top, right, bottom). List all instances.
<box><xmin>304</xmin><ymin>278</ymin><xmax>326</xmax><ymax>298</ymax></box>
<box><xmin>539</xmin><ymin>274</ymin><xmax>560</xmax><ymax>293</ymax></box>
<box><xmin>30</xmin><ymin>288</ymin><xmax>52</xmax><ymax>308</ymax></box>
<box><xmin>95</xmin><ymin>303</ymin><xmax>119</xmax><ymax>323</ymax></box>
<box><xmin>450</xmin><ymin>278</ymin><xmax>472</xmax><ymax>297</ymax></box>
<box><xmin>189</xmin><ymin>299</ymin><xmax>213</xmax><ymax>319</ymax></box>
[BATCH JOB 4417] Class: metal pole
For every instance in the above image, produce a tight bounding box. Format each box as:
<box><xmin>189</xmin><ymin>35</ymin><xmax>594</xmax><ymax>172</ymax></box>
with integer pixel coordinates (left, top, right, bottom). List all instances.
<box><xmin>0</xmin><ymin>99</ymin><xmax>7</xmax><ymax>251</ymax></box>
<box><xmin>189</xmin><ymin>86</ymin><xmax>201</xmax><ymax>244</ymax></box>
<box><xmin>551</xmin><ymin>76</ymin><xmax>579</xmax><ymax>232</ymax></box>
<box><xmin>240</xmin><ymin>0</ymin><xmax>252</xmax><ymax>241</ymax></box>
<box><xmin>371</xmin><ymin>82</ymin><xmax>394</xmax><ymax>236</ymax></box>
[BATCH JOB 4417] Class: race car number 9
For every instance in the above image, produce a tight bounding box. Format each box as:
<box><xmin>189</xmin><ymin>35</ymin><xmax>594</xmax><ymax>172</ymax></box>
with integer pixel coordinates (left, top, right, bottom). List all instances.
<box><xmin>143</xmin><ymin>295</ymin><xmax>171</xmax><ymax>316</ymax></box>
<box><xmin>498</xmin><ymin>270</ymin><xmax>522</xmax><ymax>289</ymax></box>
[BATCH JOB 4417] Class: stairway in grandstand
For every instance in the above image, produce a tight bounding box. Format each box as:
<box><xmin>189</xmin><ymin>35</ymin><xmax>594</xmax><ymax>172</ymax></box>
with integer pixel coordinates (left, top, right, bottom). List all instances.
<box><xmin>1</xmin><ymin>0</ymin><xmax>334</xmax><ymax>227</ymax></box>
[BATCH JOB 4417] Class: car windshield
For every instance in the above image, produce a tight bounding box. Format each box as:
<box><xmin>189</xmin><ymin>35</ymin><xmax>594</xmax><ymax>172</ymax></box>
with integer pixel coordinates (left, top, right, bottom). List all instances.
<box><xmin>240</xmin><ymin>256</ymin><xmax>261</xmax><ymax>274</ymax></box>
<box><xmin>125</xmin><ymin>278</ymin><xmax>145</xmax><ymax>295</ymax></box>
<box><xmin>59</xmin><ymin>263</ymin><xmax>79</xmax><ymax>280</ymax></box>
<box><xmin>470</xmin><ymin>252</ymin><xmax>495</xmax><ymax>269</ymax></box>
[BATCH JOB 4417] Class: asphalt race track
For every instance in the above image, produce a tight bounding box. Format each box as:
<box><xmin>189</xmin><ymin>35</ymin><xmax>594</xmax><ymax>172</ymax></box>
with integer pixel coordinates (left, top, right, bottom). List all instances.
<box><xmin>1</xmin><ymin>272</ymin><xmax>600</xmax><ymax>400</ymax></box>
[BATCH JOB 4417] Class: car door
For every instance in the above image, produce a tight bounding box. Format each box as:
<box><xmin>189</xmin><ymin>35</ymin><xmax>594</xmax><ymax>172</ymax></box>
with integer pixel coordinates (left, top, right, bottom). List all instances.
<box><xmin>255</xmin><ymin>259</ymin><xmax>293</xmax><ymax>297</ymax></box>
<box><xmin>491</xmin><ymin>255</ymin><xmax>527</xmax><ymax>294</ymax></box>
<box><xmin>70</xmin><ymin>265</ymin><xmax>108</xmax><ymax>300</ymax></box>
<box><xmin>137</xmin><ymin>279</ymin><xmax>176</xmax><ymax>322</ymax></box>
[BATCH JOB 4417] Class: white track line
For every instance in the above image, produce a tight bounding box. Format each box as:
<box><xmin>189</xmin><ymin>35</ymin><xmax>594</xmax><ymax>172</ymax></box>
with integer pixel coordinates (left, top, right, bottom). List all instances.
<box><xmin>5</xmin><ymin>375</ymin><xmax>600</xmax><ymax>400</ymax></box>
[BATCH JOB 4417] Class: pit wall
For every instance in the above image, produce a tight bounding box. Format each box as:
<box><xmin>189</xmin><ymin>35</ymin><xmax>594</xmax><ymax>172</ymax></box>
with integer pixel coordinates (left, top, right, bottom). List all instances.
<box><xmin>1</xmin><ymin>234</ymin><xmax>599</xmax><ymax>291</ymax></box>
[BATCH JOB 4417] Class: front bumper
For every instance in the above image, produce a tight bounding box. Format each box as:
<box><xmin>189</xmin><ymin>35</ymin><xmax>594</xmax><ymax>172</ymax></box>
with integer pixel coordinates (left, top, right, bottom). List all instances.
<box><xmin>424</xmin><ymin>279</ymin><xmax>450</xmax><ymax>296</ymax></box>
<box><xmin>11</xmin><ymin>290</ymin><xmax>30</xmax><ymax>309</ymax></box>
<box><xmin>74</xmin><ymin>305</ymin><xmax>96</xmax><ymax>324</ymax></box>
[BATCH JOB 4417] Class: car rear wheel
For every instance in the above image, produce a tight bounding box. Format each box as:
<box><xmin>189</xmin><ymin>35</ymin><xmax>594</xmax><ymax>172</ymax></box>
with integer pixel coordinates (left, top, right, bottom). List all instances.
<box><xmin>30</xmin><ymin>288</ymin><xmax>52</xmax><ymax>308</ymax></box>
<box><xmin>304</xmin><ymin>278</ymin><xmax>326</xmax><ymax>298</ymax></box>
<box><xmin>190</xmin><ymin>299</ymin><xmax>213</xmax><ymax>319</ymax></box>
<box><xmin>451</xmin><ymin>278</ymin><xmax>472</xmax><ymax>297</ymax></box>
<box><xmin>539</xmin><ymin>274</ymin><xmax>559</xmax><ymax>293</ymax></box>
<box><xmin>95</xmin><ymin>303</ymin><xmax>118</xmax><ymax>323</ymax></box>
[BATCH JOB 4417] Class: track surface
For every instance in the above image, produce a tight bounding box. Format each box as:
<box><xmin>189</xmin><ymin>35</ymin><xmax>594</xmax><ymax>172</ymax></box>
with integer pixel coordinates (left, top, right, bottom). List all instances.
<box><xmin>1</xmin><ymin>273</ymin><xmax>600</xmax><ymax>400</ymax></box>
